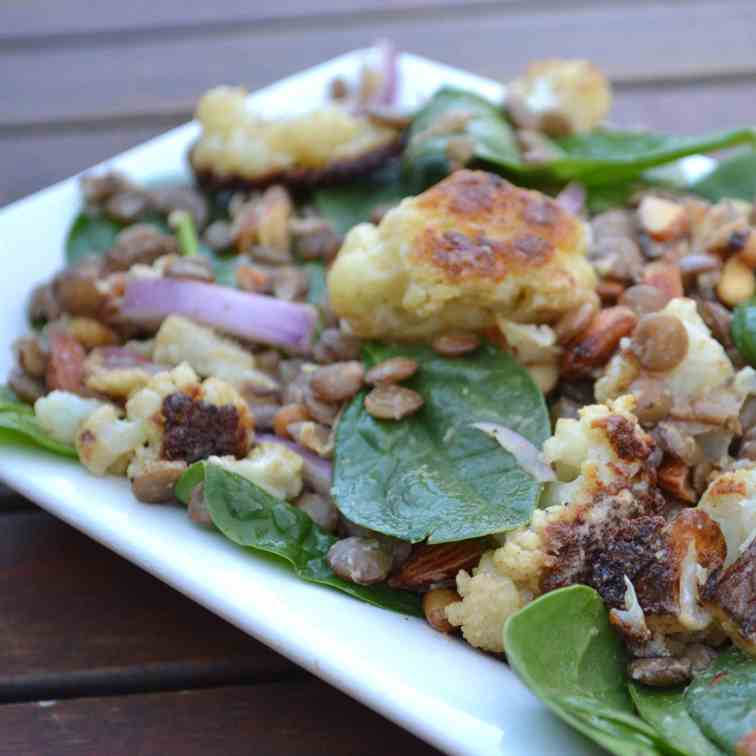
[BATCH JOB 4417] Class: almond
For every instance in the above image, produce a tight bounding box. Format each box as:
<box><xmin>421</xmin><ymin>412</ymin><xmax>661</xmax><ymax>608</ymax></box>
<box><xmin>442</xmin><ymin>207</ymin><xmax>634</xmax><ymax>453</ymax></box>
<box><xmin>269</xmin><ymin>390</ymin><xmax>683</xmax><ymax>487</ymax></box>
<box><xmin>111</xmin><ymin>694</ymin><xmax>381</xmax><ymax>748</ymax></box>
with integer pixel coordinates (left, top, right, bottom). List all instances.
<box><xmin>560</xmin><ymin>306</ymin><xmax>637</xmax><ymax>379</ymax></box>
<box><xmin>718</xmin><ymin>255</ymin><xmax>755</xmax><ymax>307</ymax></box>
<box><xmin>638</xmin><ymin>196</ymin><xmax>689</xmax><ymax>241</ymax></box>
<box><xmin>388</xmin><ymin>539</ymin><xmax>488</xmax><ymax>591</ymax></box>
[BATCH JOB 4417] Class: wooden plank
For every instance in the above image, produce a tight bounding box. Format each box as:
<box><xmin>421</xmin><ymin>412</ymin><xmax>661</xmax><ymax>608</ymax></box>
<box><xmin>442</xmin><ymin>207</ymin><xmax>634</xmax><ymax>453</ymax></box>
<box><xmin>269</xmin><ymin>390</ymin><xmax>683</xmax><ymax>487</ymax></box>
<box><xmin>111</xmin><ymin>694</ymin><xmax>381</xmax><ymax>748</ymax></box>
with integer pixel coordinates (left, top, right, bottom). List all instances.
<box><xmin>0</xmin><ymin>121</ymin><xmax>182</xmax><ymax>207</ymax></box>
<box><xmin>1</xmin><ymin>1</ymin><xmax>755</xmax><ymax>128</ymax></box>
<box><xmin>0</xmin><ymin>511</ymin><xmax>299</xmax><ymax>702</ymax></box>
<box><xmin>2</xmin><ymin>79</ymin><xmax>754</xmax><ymax>207</ymax></box>
<box><xmin>0</xmin><ymin>683</ymin><xmax>442</xmax><ymax>755</ymax></box>
<box><xmin>0</xmin><ymin>0</ymin><xmax>505</xmax><ymax>42</ymax></box>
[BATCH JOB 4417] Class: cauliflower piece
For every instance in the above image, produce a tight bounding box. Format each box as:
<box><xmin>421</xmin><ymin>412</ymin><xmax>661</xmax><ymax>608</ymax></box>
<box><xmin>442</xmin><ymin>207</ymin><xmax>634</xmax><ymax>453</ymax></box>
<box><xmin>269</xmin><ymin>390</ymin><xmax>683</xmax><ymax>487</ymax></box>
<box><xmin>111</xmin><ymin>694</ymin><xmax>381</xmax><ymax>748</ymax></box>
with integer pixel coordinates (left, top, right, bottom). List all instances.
<box><xmin>329</xmin><ymin>170</ymin><xmax>596</xmax><ymax>340</ymax></box>
<box><xmin>190</xmin><ymin>87</ymin><xmax>400</xmax><ymax>187</ymax></box>
<box><xmin>445</xmin><ymin>552</ymin><xmax>524</xmax><ymax>653</ymax></box>
<box><xmin>596</xmin><ymin>298</ymin><xmax>735</xmax><ymax>407</ymax></box>
<box><xmin>76</xmin><ymin>405</ymin><xmax>148</xmax><ymax>476</ymax></box>
<box><xmin>126</xmin><ymin>363</ymin><xmax>252</xmax><ymax>478</ymax></box>
<box><xmin>698</xmin><ymin>465</ymin><xmax>756</xmax><ymax>567</ymax></box>
<box><xmin>209</xmin><ymin>441</ymin><xmax>304</xmax><ymax>501</ymax></box>
<box><xmin>496</xmin><ymin>318</ymin><xmax>561</xmax><ymax>393</ymax></box>
<box><xmin>86</xmin><ymin>367</ymin><xmax>153</xmax><ymax>399</ymax></box>
<box><xmin>35</xmin><ymin>391</ymin><xmax>102</xmax><ymax>444</ymax></box>
<box><xmin>507</xmin><ymin>59</ymin><xmax>612</xmax><ymax>136</ymax></box>
<box><xmin>153</xmin><ymin>315</ymin><xmax>276</xmax><ymax>393</ymax></box>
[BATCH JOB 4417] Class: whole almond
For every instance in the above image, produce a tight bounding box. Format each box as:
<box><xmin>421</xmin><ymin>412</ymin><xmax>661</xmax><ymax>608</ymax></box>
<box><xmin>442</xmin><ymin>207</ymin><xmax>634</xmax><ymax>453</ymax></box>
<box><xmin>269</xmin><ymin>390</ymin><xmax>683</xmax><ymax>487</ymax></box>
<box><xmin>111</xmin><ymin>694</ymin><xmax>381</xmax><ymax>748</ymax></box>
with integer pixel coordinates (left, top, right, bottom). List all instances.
<box><xmin>388</xmin><ymin>539</ymin><xmax>488</xmax><ymax>591</ymax></box>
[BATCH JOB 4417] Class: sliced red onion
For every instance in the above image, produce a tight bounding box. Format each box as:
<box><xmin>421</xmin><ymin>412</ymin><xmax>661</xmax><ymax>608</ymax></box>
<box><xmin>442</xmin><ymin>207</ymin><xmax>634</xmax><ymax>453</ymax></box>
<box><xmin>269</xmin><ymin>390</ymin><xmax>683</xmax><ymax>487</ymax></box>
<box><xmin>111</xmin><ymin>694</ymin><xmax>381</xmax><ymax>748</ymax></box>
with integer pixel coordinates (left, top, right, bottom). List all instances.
<box><xmin>555</xmin><ymin>182</ymin><xmax>586</xmax><ymax>216</ymax></box>
<box><xmin>121</xmin><ymin>278</ymin><xmax>317</xmax><ymax>352</ymax></box>
<box><xmin>472</xmin><ymin>422</ymin><xmax>556</xmax><ymax>483</ymax></box>
<box><xmin>373</xmin><ymin>39</ymin><xmax>398</xmax><ymax>107</ymax></box>
<box><xmin>258</xmin><ymin>433</ymin><xmax>332</xmax><ymax>496</ymax></box>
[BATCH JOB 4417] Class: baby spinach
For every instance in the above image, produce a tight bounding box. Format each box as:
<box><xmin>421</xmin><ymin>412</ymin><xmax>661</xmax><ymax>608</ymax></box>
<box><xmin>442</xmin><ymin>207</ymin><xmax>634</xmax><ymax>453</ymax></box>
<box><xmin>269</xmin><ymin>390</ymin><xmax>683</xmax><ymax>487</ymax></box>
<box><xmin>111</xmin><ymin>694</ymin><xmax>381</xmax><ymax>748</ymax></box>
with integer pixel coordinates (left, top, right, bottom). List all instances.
<box><xmin>66</xmin><ymin>212</ymin><xmax>124</xmax><ymax>266</ymax></box>
<box><xmin>731</xmin><ymin>297</ymin><xmax>756</xmax><ymax>367</ymax></box>
<box><xmin>403</xmin><ymin>87</ymin><xmax>521</xmax><ymax>190</ymax></box>
<box><xmin>504</xmin><ymin>586</ymin><xmax>682</xmax><ymax>756</ymax></box>
<box><xmin>191</xmin><ymin>463</ymin><xmax>422</xmax><ymax>616</ymax></box>
<box><xmin>685</xmin><ymin>646</ymin><xmax>756</xmax><ymax>754</ymax></box>
<box><xmin>689</xmin><ymin>150</ymin><xmax>756</xmax><ymax>202</ymax></box>
<box><xmin>0</xmin><ymin>387</ymin><xmax>77</xmax><ymax>458</ymax></box>
<box><xmin>629</xmin><ymin>685</ymin><xmax>723</xmax><ymax>756</ymax></box>
<box><xmin>332</xmin><ymin>344</ymin><xmax>549</xmax><ymax>544</ymax></box>
<box><xmin>313</xmin><ymin>160</ymin><xmax>413</xmax><ymax>235</ymax></box>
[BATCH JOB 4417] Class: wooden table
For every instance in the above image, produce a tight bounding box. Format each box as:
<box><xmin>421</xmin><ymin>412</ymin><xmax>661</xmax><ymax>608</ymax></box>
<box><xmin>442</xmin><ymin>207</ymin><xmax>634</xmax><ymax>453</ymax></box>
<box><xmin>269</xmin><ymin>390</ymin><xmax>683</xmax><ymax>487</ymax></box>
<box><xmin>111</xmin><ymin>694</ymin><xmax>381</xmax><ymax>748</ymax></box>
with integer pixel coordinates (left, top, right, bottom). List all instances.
<box><xmin>1</xmin><ymin>2</ymin><xmax>754</xmax><ymax>753</ymax></box>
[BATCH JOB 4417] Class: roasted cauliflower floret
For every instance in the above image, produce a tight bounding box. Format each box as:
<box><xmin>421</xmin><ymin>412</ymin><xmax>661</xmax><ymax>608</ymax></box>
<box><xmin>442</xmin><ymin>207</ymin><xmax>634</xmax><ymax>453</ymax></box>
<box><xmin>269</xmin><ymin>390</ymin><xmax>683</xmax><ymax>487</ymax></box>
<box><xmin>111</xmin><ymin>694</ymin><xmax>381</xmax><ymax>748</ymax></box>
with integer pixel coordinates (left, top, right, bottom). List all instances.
<box><xmin>329</xmin><ymin>170</ymin><xmax>596</xmax><ymax>340</ymax></box>
<box><xmin>507</xmin><ymin>59</ymin><xmax>612</xmax><ymax>136</ymax></box>
<box><xmin>596</xmin><ymin>298</ymin><xmax>735</xmax><ymax>407</ymax></box>
<box><xmin>153</xmin><ymin>315</ymin><xmax>276</xmax><ymax>393</ymax></box>
<box><xmin>698</xmin><ymin>465</ymin><xmax>756</xmax><ymax>567</ymax></box>
<box><xmin>496</xmin><ymin>319</ymin><xmax>560</xmax><ymax>393</ymax></box>
<box><xmin>445</xmin><ymin>552</ymin><xmax>524</xmax><ymax>653</ymax></box>
<box><xmin>35</xmin><ymin>391</ymin><xmax>102</xmax><ymax>444</ymax></box>
<box><xmin>209</xmin><ymin>441</ymin><xmax>304</xmax><ymax>501</ymax></box>
<box><xmin>126</xmin><ymin>363</ymin><xmax>252</xmax><ymax>478</ymax></box>
<box><xmin>76</xmin><ymin>405</ymin><xmax>148</xmax><ymax>476</ymax></box>
<box><xmin>190</xmin><ymin>86</ymin><xmax>401</xmax><ymax>189</ymax></box>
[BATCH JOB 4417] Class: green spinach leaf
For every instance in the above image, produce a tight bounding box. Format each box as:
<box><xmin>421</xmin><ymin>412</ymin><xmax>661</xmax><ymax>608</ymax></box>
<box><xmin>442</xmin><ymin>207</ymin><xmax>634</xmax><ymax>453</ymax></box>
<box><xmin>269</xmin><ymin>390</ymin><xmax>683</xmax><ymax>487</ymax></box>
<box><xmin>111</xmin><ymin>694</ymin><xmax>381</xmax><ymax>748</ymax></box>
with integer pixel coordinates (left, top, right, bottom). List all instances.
<box><xmin>403</xmin><ymin>87</ymin><xmax>521</xmax><ymax>190</ymax></box>
<box><xmin>689</xmin><ymin>150</ymin><xmax>756</xmax><ymax>202</ymax></box>
<box><xmin>629</xmin><ymin>684</ymin><xmax>723</xmax><ymax>756</ymax></box>
<box><xmin>174</xmin><ymin>460</ymin><xmax>205</xmax><ymax>504</ymax></box>
<box><xmin>0</xmin><ymin>389</ymin><xmax>78</xmax><ymax>458</ymax></box>
<box><xmin>332</xmin><ymin>344</ymin><xmax>549</xmax><ymax>543</ymax></box>
<box><xmin>685</xmin><ymin>646</ymin><xmax>756</xmax><ymax>754</ymax></box>
<box><xmin>198</xmin><ymin>463</ymin><xmax>422</xmax><ymax>616</ymax></box>
<box><xmin>504</xmin><ymin>585</ymin><xmax>681</xmax><ymax>756</ymax></box>
<box><xmin>66</xmin><ymin>212</ymin><xmax>124</xmax><ymax>266</ymax></box>
<box><xmin>313</xmin><ymin>160</ymin><xmax>413</xmax><ymax>235</ymax></box>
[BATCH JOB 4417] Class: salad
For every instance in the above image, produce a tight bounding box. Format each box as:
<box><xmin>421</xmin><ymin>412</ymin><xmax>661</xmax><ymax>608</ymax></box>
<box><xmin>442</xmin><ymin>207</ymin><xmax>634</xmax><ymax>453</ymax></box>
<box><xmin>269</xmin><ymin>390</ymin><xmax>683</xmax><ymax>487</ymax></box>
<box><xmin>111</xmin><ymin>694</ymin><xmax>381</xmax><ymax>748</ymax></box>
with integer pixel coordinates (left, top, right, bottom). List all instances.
<box><xmin>3</xmin><ymin>44</ymin><xmax>756</xmax><ymax>755</ymax></box>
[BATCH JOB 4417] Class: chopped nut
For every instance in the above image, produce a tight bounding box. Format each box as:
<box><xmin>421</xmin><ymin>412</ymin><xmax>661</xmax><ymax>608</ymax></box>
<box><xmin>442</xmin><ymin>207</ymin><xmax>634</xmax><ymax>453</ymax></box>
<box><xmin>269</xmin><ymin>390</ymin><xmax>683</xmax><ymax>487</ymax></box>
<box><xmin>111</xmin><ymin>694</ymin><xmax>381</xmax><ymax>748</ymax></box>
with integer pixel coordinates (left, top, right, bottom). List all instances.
<box><xmin>432</xmin><ymin>331</ymin><xmax>480</xmax><ymax>357</ymax></box>
<box><xmin>46</xmin><ymin>329</ymin><xmax>87</xmax><ymax>393</ymax></box>
<box><xmin>642</xmin><ymin>261</ymin><xmax>683</xmax><ymax>301</ymax></box>
<box><xmin>638</xmin><ymin>196</ymin><xmax>689</xmax><ymax>241</ymax></box>
<box><xmin>14</xmin><ymin>336</ymin><xmax>48</xmax><ymax>378</ymax></box>
<box><xmin>273</xmin><ymin>403</ymin><xmax>309</xmax><ymax>439</ymax></box>
<box><xmin>560</xmin><ymin>306</ymin><xmax>637</xmax><ymax>379</ymax></box>
<box><xmin>303</xmin><ymin>388</ymin><xmax>339</xmax><ymax>427</ymax></box>
<box><xmin>736</xmin><ymin>229</ymin><xmax>756</xmax><ymax>269</ymax></box>
<box><xmin>313</xmin><ymin>328</ymin><xmax>361</xmax><ymax>364</ymax></box>
<box><xmin>287</xmin><ymin>420</ymin><xmax>333</xmax><ymax>457</ymax></box>
<box><xmin>365</xmin><ymin>357</ymin><xmax>419</xmax><ymax>385</ymax></box>
<box><xmin>619</xmin><ymin>284</ymin><xmax>671</xmax><ymax>317</ymax></box>
<box><xmin>236</xmin><ymin>263</ymin><xmax>273</xmax><ymax>293</ymax></box>
<box><xmin>554</xmin><ymin>300</ymin><xmax>599</xmax><ymax>345</ymax></box>
<box><xmin>630</xmin><ymin>378</ymin><xmax>673</xmax><ymax>427</ymax></box>
<box><xmin>717</xmin><ymin>255</ymin><xmax>755</xmax><ymax>307</ymax></box>
<box><xmin>105</xmin><ymin>190</ymin><xmax>149</xmax><ymax>223</ymax></box>
<box><xmin>295</xmin><ymin>492</ymin><xmax>339</xmax><ymax>532</ymax></box>
<box><xmin>423</xmin><ymin>588</ymin><xmax>460</xmax><ymax>633</ymax></box>
<box><xmin>628</xmin><ymin>657</ymin><xmax>692</xmax><ymax>687</ymax></box>
<box><xmin>272</xmin><ymin>266</ymin><xmax>309</xmax><ymax>301</ymax></box>
<box><xmin>164</xmin><ymin>256</ymin><xmax>215</xmax><ymax>282</ymax></box>
<box><xmin>327</xmin><ymin>537</ymin><xmax>393</xmax><ymax>585</ymax></box>
<box><xmin>389</xmin><ymin>540</ymin><xmax>488</xmax><ymax>591</ymax></box>
<box><xmin>67</xmin><ymin>317</ymin><xmax>118</xmax><ymax>349</ymax></box>
<box><xmin>310</xmin><ymin>361</ymin><xmax>365</xmax><ymax>402</ymax></box>
<box><xmin>596</xmin><ymin>279</ymin><xmax>625</xmax><ymax>305</ymax></box>
<box><xmin>8</xmin><ymin>367</ymin><xmax>45</xmax><ymax>404</ymax></box>
<box><xmin>364</xmin><ymin>385</ymin><xmax>424</xmax><ymax>420</ymax></box>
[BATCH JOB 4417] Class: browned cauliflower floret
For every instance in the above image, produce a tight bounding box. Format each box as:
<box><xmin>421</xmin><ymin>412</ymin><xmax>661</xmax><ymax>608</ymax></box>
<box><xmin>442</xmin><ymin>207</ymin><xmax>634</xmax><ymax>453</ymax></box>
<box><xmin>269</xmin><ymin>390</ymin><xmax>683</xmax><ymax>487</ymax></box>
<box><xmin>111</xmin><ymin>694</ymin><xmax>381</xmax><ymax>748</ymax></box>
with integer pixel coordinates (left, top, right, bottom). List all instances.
<box><xmin>328</xmin><ymin>170</ymin><xmax>596</xmax><ymax>340</ymax></box>
<box><xmin>507</xmin><ymin>59</ymin><xmax>612</xmax><ymax>136</ymax></box>
<box><xmin>447</xmin><ymin>397</ymin><xmax>727</xmax><ymax>653</ymax></box>
<box><xmin>190</xmin><ymin>87</ymin><xmax>401</xmax><ymax>190</ymax></box>
<box><xmin>125</xmin><ymin>363</ymin><xmax>252</xmax><ymax>478</ymax></box>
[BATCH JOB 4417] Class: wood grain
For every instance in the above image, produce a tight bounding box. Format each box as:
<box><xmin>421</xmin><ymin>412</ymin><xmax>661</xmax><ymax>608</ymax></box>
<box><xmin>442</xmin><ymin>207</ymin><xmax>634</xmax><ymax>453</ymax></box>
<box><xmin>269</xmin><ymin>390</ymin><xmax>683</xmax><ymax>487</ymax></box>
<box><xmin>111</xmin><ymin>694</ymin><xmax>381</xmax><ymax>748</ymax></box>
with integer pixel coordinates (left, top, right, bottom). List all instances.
<box><xmin>0</xmin><ymin>682</ymin><xmax>442</xmax><ymax>756</ymax></box>
<box><xmin>0</xmin><ymin>511</ymin><xmax>299</xmax><ymax>702</ymax></box>
<box><xmin>2</xmin><ymin>1</ymin><xmax>755</xmax><ymax>128</ymax></box>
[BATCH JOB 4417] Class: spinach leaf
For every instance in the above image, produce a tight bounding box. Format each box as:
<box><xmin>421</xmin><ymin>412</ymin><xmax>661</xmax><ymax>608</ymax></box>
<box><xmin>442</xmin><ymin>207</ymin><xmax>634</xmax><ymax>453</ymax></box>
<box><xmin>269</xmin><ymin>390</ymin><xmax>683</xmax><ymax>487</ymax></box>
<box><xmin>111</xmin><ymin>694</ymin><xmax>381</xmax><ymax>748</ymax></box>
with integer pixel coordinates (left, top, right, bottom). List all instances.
<box><xmin>629</xmin><ymin>684</ymin><xmax>723</xmax><ymax>756</ymax></box>
<box><xmin>0</xmin><ymin>389</ymin><xmax>78</xmax><ymax>458</ymax></box>
<box><xmin>200</xmin><ymin>463</ymin><xmax>422</xmax><ymax>616</ymax></box>
<box><xmin>504</xmin><ymin>585</ymin><xmax>679</xmax><ymax>756</ymax></box>
<box><xmin>332</xmin><ymin>344</ymin><xmax>549</xmax><ymax>543</ymax></box>
<box><xmin>313</xmin><ymin>160</ymin><xmax>413</xmax><ymax>235</ymax></box>
<box><xmin>689</xmin><ymin>150</ymin><xmax>756</xmax><ymax>202</ymax></box>
<box><xmin>66</xmin><ymin>212</ymin><xmax>124</xmax><ymax>266</ymax></box>
<box><xmin>543</xmin><ymin>128</ymin><xmax>755</xmax><ymax>187</ymax></box>
<box><xmin>403</xmin><ymin>87</ymin><xmax>521</xmax><ymax>190</ymax></box>
<box><xmin>174</xmin><ymin>460</ymin><xmax>205</xmax><ymax>504</ymax></box>
<box><xmin>685</xmin><ymin>646</ymin><xmax>756</xmax><ymax>754</ymax></box>
<box><xmin>0</xmin><ymin>386</ymin><xmax>32</xmax><ymax>414</ymax></box>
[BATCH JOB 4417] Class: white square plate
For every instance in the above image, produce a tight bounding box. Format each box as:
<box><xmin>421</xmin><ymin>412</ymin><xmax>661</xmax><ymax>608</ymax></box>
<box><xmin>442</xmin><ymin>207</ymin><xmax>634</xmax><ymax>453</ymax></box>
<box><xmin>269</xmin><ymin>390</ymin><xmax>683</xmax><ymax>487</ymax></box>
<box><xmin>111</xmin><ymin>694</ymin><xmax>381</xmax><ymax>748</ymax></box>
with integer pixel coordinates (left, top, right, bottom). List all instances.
<box><xmin>0</xmin><ymin>50</ymin><xmax>603</xmax><ymax>756</ymax></box>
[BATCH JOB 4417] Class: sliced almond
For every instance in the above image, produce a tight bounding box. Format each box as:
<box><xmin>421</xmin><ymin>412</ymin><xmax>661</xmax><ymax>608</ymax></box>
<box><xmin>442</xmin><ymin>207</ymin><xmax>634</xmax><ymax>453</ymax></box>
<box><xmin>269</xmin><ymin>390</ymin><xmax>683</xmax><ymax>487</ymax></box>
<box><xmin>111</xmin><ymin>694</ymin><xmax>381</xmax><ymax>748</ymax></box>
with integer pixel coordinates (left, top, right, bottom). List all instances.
<box><xmin>638</xmin><ymin>196</ymin><xmax>689</xmax><ymax>241</ymax></box>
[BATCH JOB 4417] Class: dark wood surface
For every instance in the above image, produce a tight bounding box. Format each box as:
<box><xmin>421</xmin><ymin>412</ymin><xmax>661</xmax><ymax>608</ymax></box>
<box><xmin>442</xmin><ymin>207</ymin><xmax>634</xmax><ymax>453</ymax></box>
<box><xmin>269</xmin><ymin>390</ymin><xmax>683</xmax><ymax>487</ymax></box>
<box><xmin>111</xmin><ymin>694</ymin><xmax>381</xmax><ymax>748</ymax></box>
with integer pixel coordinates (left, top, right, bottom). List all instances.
<box><xmin>1</xmin><ymin>2</ymin><xmax>754</xmax><ymax>754</ymax></box>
